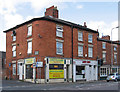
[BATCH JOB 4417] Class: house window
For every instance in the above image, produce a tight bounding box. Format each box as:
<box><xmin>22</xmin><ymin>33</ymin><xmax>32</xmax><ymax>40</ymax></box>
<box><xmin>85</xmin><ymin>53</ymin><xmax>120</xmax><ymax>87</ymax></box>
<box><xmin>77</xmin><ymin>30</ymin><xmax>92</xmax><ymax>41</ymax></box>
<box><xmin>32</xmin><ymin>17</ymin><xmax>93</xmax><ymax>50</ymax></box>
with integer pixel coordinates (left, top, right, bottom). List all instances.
<box><xmin>78</xmin><ymin>31</ymin><xmax>83</xmax><ymax>41</ymax></box>
<box><xmin>114</xmin><ymin>54</ymin><xmax>117</xmax><ymax>63</ymax></box>
<box><xmin>88</xmin><ymin>34</ymin><xmax>92</xmax><ymax>43</ymax></box>
<box><xmin>27</xmin><ymin>41</ymin><xmax>32</xmax><ymax>54</ymax></box>
<box><xmin>114</xmin><ymin>46</ymin><xmax>117</xmax><ymax>51</ymax></box>
<box><xmin>78</xmin><ymin>45</ymin><xmax>83</xmax><ymax>57</ymax></box>
<box><xmin>13</xmin><ymin>63</ymin><xmax>16</xmax><ymax>75</ymax></box>
<box><xmin>56</xmin><ymin>42</ymin><xmax>63</xmax><ymax>55</ymax></box>
<box><xmin>100</xmin><ymin>68</ymin><xmax>107</xmax><ymax>76</ymax></box>
<box><xmin>102</xmin><ymin>43</ymin><xmax>106</xmax><ymax>49</ymax></box>
<box><xmin>56</xmin><ymin>25</ymin><xmax>63</xmax><ymax>37</ymax></box>
<box><xmin>13</xmin><ymin>35</ymin><xmax>16</xmax><ymax>41</ymax></box>
<box><xmin>12</xmin><ymin>45</ymin><xmax>16</xmax><ymax>57</ymax></box>
<box><xmin>88</xmin><ymin>47</ymin><xmax>93</xmax><ymax>57</ymax></box>
<box><xmin>27</xmin><ymin>25</ymin><xmax>32</xmax><ymax>36</ymax></box>
<box><xmin>102</xmin><ymin>53</ymin><xmax>106</xmax><ymax>62</ymax></box>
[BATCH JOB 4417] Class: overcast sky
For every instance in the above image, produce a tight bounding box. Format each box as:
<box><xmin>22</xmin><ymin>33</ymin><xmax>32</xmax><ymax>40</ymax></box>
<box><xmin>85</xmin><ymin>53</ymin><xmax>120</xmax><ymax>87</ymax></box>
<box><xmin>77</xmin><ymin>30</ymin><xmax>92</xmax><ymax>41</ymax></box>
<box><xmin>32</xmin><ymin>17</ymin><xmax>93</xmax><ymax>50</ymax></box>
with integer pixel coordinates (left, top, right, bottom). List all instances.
<box><xmin>0</xmin><ymin>0</ymin><xmax>119</xmax><ymax>51</ymax></box>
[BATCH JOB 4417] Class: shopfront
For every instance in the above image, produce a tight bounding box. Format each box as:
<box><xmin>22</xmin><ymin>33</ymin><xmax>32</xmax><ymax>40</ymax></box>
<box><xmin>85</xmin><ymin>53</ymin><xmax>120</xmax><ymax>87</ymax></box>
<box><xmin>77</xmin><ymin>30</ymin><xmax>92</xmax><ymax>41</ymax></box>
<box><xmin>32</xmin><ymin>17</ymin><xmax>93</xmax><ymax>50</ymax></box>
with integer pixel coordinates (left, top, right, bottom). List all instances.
<box><xmin>73</xmin><ymin>59</ymin><xmax>98</xmax><ymax>82</ymax></box>
<box><xmin>24</xmin><ymin>58</ymin><xmax>36</xmax><ymax>82</ymax></box>
<box><xmin>45</xmin><ymin>57</ymin><xmax>72</xmax><ymax>83</ymax></box>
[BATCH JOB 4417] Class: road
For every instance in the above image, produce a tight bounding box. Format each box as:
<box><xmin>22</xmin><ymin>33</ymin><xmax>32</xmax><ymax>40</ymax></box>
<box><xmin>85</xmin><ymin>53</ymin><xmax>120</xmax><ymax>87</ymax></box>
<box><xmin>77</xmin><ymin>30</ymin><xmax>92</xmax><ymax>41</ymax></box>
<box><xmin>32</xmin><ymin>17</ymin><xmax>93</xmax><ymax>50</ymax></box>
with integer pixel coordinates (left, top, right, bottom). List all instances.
<box><xmin>1</xmin><ymin>80</ymin><xmax>120</xmax><ymax>91</ymax></box>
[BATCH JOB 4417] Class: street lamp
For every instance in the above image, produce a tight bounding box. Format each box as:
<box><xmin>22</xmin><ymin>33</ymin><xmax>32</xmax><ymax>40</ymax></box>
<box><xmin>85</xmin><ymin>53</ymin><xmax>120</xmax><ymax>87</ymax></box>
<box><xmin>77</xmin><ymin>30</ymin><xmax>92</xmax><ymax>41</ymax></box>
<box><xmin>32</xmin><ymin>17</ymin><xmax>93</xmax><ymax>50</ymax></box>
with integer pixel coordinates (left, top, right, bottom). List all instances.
<box><xmin>111</xmin><ymin>26</ymin><xmax>119</xmax><ymax>73</ymax></box>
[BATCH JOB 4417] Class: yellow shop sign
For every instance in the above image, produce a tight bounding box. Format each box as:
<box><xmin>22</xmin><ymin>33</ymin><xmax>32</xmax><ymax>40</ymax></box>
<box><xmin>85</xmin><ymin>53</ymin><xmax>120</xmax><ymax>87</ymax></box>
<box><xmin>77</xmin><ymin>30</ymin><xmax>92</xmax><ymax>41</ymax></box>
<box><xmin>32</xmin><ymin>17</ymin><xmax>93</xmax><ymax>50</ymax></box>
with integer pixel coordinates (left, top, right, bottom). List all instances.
<box><xmin>25</xmin><ymin>58</ymin><xmax>35</xmax><ymax>64</ymax></box>
<box><xmin>49</xmin><ymin>70</ymin><xmax>64</xmax><ymax>79</ymax></box>
<box><xmin>49</xmin><ymin>58</ymin><xmax>64</xmax><ymax>64</ymax></box>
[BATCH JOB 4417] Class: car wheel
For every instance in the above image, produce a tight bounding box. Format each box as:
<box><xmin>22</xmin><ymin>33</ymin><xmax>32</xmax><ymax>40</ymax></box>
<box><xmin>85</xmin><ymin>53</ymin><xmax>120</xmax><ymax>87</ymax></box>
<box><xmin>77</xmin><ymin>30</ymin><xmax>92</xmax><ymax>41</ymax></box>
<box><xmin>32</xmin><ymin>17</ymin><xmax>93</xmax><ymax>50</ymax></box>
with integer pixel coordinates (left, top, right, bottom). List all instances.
<box><xmin>107</xmin><ymin>80</ymin><xmax>109</xmax><ymax>82</ymax></box>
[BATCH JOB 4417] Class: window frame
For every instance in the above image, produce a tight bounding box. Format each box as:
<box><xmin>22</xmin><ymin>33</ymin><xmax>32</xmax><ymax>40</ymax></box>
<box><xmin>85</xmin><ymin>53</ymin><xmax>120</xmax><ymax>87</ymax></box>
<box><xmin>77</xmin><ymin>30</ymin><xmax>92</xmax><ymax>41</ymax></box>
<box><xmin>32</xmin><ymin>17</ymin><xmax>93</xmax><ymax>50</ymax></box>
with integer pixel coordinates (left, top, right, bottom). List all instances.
<box><xmin>102</xmin><ymin>53</ymin><xmax>106</xmax><ymax>62</ymax></box>
<box><xmin>78</xmin><ymin>31</ymin><xmax>83</xmax><ymax>41</ymax></box>
<box><xmin>12</xmin><ymin>45</ymin><xmax>16</xmax><ymax>57</ymax></box>
<box><xmin>56</xmin><ymin>41</ymin><xmax>63</xmax><ymax>55</ymax></box>
<box><xmin>56</xmin><ymin>25</ymin><xmax>63</xmax><ymax>38</ymax></box>
<box><xmin>78</xmin><ymin>45</ymin><xmax>83</xmax><ymax>57</ymax></box>
<box><xmin>27</xmin><ymin>25</ymin><xmax>32</xmax><ymax>36</ymax></box>
<box><xmin>27</xmin><ymin>41</ymin><xmax>32</xmax><ymax>54</ymax></box>
<box><xmin>102</xmin><ymin>43</ymin><xmax>106</xmax><ymax>49</ymax></box>
<box><xmin>13</xmin><ymin>63</ymin><xmax>16</xmax><ymax>75</ymax></box>
<box><xmin>100</xmin><ymin>68</ymin><xmax>107</xmax><ymax>77</ymax></box>
<box><xmin>88</xmin><ymin>34</ymin><xmax>93</xmax><ymax>43</ymax></box>
<box><xmin>88</xmin><ymin>47</ymin><xmax>93</xmax><ymax>58</ymax></box>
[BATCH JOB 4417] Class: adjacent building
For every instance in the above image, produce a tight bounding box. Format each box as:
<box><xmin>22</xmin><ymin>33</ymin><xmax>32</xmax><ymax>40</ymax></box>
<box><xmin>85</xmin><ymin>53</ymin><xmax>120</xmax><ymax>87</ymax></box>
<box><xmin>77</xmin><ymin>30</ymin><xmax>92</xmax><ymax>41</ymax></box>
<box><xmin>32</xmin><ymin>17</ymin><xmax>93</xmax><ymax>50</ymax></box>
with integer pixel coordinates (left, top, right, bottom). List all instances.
<box><xmin>0</xmin><ymin>51</ymin><xmax>6</xmax><ymax>79</ymax></box>
<box><xmin>97</xmin><ymin>35</ymin><xmax>120</xmax><ymax>80</ymax></box>
<box><xmin>4</xmin><ymin>6</ymin><xmax>99</xmax><ymax>83</ymax></box>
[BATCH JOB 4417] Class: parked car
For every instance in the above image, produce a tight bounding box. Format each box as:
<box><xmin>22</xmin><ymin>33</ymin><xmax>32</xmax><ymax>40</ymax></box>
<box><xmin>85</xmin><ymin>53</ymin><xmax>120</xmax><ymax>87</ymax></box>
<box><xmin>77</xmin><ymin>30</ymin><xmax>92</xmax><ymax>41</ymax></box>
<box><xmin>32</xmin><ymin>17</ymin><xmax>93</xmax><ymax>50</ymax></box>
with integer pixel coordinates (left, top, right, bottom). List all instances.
<box><xmin>106</xmin><ymin>73</ymin><xmax>120</xmax><ymax>82</ymax></box>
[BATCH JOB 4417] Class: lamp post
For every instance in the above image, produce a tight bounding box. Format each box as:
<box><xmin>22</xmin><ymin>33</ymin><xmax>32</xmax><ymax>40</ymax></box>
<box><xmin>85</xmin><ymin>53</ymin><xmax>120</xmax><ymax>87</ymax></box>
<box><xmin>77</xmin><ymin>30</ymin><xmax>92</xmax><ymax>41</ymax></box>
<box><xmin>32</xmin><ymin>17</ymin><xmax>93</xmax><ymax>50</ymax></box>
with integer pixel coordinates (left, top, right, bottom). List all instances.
<box><xmin>111</xmin><ymin>26</ymin><xmax>119</xmax><ymax>73</ymax></box>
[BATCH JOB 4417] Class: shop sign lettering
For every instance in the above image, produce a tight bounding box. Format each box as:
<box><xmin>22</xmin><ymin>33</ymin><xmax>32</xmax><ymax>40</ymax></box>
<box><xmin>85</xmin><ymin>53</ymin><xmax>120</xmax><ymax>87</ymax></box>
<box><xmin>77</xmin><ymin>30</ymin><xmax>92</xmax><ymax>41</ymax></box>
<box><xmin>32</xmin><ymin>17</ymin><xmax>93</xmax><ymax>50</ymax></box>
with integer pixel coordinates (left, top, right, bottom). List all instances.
<box><xmin>49</xmin><ymin>58</ymin><xmax>64</xmax><ymax>64</ymax></box>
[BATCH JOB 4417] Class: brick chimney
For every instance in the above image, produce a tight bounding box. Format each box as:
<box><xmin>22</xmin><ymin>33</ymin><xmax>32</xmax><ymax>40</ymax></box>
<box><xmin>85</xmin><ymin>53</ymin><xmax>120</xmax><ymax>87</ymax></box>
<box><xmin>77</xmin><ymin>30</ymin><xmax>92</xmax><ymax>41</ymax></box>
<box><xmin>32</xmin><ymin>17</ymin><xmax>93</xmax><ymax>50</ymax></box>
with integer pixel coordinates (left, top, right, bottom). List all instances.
<box><xmin>84</xmin><ymin>22</ymin><xmax>87</xmax><ymax>27</ymax></box>
<box><xmin>102</xmin><ymin>35</ymin><xmax>110</xmax><ymax>40</ymax></box>
<box><xmin>45</xmin><ymin>6</ymin><xmax>58</xmax><ymax>18</ymax></box>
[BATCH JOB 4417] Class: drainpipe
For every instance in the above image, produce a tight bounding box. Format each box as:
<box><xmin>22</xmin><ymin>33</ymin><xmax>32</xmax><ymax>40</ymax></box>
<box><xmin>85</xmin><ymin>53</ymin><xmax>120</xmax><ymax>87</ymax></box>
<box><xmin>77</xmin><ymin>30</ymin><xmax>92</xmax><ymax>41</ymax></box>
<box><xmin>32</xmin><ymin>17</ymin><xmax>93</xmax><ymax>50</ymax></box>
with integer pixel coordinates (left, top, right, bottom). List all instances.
<box><xmin>71</xmin><ymin>25</ymin><xmax>74</xmax><ymax>82</ymax></box>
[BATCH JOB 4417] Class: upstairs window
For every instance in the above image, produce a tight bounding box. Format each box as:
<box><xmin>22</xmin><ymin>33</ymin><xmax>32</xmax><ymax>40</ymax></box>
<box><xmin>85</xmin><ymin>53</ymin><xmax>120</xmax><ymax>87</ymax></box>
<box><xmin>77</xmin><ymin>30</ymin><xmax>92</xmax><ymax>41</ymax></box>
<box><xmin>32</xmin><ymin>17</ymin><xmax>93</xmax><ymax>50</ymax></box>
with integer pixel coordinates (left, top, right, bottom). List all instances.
<box><xmin>88</xmin><ymin>34</ymin><xmax>93</xmax><ymax>43</ymax></box>
<box><xmin>102</xmin><ymin>43</ymin><xmax>106</xmax><ymax>49</ymax></box>
<box><xmin>12</xmin><ymin>45</ymin><xmax>16</xmax><ymax>57</ymax></box>
<box><xmin>56</xmin><ymin>25</ymin><xmax>63</xmax><ymax>37</ymax></box>
<box><xmin>102</xmin><ymin>53</ymin><xmax>106</xmax><ymax>62</ymax></box>
<box><xmin>56</xmin><ymin>42</ymin><xmax>63</xmax><ymax>55</ymax></box>
<box><xmin>27</xmin><ymin>25</ymin><xmax>32</xmax><ymax>36</ymax></box>
<box><xmin>88</xmin><ymin>47</ymin><xmax>93</xmax><ymax>58</ymax></box>
<box><xmin>13</xmin><ymin>36</ymin><xmax>16</xmax><ymax>41</ymax></box>
<box><xmin>27</xmin><ymin>41</ymin><xmax>32</xmax><ymax>54</ymax></box>
<box><xmin>78</xmin><ymin>45</ymin><xmax>83</xmax><ymax>57</ymax></box>
<box><xmin>78</xmin><ymin>31</ymin><xmax>83</xmax><ymax>41</ymax></box>
<box><xmin>114</xmin><ymin>46</ymin><xmax>117</xmax><ymax>51</ymax></box>
<box><xmin>114</xmin><ymin>54</ymin><xmax>117</xmax><ymax>63</ymax></box>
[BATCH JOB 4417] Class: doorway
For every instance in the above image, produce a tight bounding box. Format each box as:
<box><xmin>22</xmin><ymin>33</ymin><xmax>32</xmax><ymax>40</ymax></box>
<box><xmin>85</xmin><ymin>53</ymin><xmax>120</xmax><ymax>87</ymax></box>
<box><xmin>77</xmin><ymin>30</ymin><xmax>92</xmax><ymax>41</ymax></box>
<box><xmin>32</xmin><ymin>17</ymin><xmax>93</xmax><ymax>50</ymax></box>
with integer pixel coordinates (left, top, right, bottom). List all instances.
<box><xmin>66</xmin><ymin>65</ymin><xmax>69</xmax><ymax>82</ymax></box>
<box><xmin>19</xmin><ymin>63</ymin><xmax>23</xmax><ymax>80</ymax></box>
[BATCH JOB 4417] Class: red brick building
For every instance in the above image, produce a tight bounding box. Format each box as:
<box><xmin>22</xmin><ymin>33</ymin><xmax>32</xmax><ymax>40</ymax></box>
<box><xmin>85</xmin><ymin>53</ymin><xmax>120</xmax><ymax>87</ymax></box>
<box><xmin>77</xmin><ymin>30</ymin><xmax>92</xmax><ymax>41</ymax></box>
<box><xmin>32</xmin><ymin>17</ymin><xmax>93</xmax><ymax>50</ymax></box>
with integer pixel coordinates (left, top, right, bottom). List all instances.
<box><xmin>97</xmin><ymin>35</ymin><xmax>120</xmax><ymax>80</ymax></box>
<box><xmin>4</xmin><ymin>6</ymin><xmax>99</xmax><ymax>83</ymax></box>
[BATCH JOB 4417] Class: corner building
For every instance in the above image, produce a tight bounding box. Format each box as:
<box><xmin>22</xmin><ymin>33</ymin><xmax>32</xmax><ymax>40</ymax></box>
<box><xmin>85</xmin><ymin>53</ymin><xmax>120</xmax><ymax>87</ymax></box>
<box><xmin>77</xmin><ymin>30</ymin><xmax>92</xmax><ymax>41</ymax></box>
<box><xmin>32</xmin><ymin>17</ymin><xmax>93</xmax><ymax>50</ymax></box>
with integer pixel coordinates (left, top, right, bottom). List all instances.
<box><xmin>4</xmin><ymin>6</ymin><xmax>98</xmax><ymax>83</ymax></box>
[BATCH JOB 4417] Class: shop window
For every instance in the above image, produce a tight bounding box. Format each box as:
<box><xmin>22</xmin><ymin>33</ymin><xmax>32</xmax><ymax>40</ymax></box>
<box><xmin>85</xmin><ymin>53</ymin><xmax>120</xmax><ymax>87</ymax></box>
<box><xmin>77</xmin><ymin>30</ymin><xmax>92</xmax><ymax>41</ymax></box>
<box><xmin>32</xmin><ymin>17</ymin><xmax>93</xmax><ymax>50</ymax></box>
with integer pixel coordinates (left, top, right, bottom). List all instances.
<box><xmin>56</xmin><ymin>25</ymin><xmax>63</xmax><ymax>37</ymax></box>
<box><xmin>78</xmin><ymin>45</ymin><xmax>83</xmax><ymax>57</ymax></box>
<box><xmin>88</xmin><ymin>34</ymin><xmax>92</xmax><ymax>43</ymax></box>
<box><xmin>56</xmin><ymin>42</ymin><xmax>63</xmax><ymax>55</ymax></box>
<box><xmin>78</xmin><ymin>31</ymin><xmax>83</xmax><ymax>41</ymax></box>
<box><xmin>76</xmin><ymin>66</ymin><xmax>85</xmax><ymax>79</ymax></box>
<box><xmin>100</xmin><ymin>68</ymin><xmax>107</xmax><ymax>76</ymax></box>
<box><xmin>49</xmin><ymin>64</ymin><xmax>64</xmax><ymax>69</ymax></box>
<box><xmin>27</xmin><ymin>25</ymin><xmax>32</xmax><ymax>36</ymax></box>
<box><xmin>88</xmin><ymin>47</ymin><xmax>93</xmax><ymax>58</ymax></box>
<box><xmin>12</xmin><ymin>45</ymin><xmax>16</xmax><ymax>57</ymax></box>
<box><xmin>13</xmin><ymin>63</ymin><xmax>16</xmax><ymax>75</ymax></box>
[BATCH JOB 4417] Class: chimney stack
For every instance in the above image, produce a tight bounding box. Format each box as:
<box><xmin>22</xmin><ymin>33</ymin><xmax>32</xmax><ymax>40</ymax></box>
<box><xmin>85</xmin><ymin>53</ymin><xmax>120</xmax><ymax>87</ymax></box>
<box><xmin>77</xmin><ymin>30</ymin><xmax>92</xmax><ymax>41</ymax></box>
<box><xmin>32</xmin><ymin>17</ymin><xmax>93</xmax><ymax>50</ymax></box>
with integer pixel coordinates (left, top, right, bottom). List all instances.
<box><xmin>84</xmin><ymin>22</ymin><xmax>87</xmax><ymax>27</ymax></box>
<box><xmin>45</xmin><ymin>6</ymin><xmax>58</xmax><ymax>18</ymax></box>
<box><xmin>102</xmin><ymin>35</ymin><xmax>110</xmax><ymax>40</ymax></box>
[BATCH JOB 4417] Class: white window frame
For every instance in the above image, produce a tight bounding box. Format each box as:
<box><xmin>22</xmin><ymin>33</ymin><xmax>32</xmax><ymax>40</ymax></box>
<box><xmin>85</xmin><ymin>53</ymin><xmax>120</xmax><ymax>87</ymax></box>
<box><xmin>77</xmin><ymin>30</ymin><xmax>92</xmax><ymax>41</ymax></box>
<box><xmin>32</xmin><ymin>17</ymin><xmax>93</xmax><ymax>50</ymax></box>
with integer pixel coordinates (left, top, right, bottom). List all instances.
<box><xmin>102</xmin><ymin>42</ymin><xmax>106</xmax><ymax>49</ymax></box>
<box><xmin>56</xmin><ymin>41</ymin><xmax>63</xmax><ymax>55</ymax></box>
<box><xmin>102</xmin><ymin>53</ymin><xmax>106</xmax><ymax>62</ymax></box>
<box><xmin>27</xmin><ymin>25</ymin><xmax>32</xmax><ymax>36</ymax></box>
<box><xmin>88</xmin><ymin>34</ymin><xmax>93</xmax><ymax>43</ymax></box>
<box><xmin>78</xmin><ymin>31</ymin><xmax>83</xmax><ymax>41</ymax></box>
<box><xmin>114</xmin><ymin>53</ymin><xmax>117</xmax><ymax>63</ymax></box>
<box><xmin>12</xmin><ymin>45</ymin><xmax>16</xmax><ymax>57</ymax></box>
<box><xmin>88</xmin><ymin>47</ymin><xmax>93</xmax><ymax>58</ymax></box>
<box><xmin>13</xmin><ymin>63</ymin><xmax>16</xmax><ymax>75</ymax></box>
<box><xmin>56</xmin><ymin>25</ymin><xmax>63</xmax><ymax>37</ymax></box>
<box><xmin>13</xmin><ymin>35</ymin><xmax>16</xmax><ymax>41</ymax></box>
<box><xmin>27</xmin><ymin>41</ymin><xmax>32</xmax><ymax>54</ymax></box>
<box><xmin>78</xmin><ymin>45</ymin><xmax>83</xmax><ymax>57</ymax></box>
<box><xmin>100</xmin><ymin>68</ymin><xmax>107</xmax><ymax>77</ymax></box>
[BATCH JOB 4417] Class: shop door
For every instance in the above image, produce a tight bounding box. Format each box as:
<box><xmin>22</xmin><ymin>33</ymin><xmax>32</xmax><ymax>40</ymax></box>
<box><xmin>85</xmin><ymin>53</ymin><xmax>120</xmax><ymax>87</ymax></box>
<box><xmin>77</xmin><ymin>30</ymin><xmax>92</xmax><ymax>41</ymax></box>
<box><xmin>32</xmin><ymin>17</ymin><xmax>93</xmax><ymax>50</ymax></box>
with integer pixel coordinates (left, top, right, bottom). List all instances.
<box><xmin>19</xmin><ymin>63</ymin><xmax>23</xmax><ymax>80</ymax></box>
<box><xmin>66</xmin><ymin>65</ymin><xmax>69</xmax><ymax>82</ymax></box>
<box><xmin>26</xmin><ymin>64</ymin><xmax>33</xmax><ymax>79</ymax></box>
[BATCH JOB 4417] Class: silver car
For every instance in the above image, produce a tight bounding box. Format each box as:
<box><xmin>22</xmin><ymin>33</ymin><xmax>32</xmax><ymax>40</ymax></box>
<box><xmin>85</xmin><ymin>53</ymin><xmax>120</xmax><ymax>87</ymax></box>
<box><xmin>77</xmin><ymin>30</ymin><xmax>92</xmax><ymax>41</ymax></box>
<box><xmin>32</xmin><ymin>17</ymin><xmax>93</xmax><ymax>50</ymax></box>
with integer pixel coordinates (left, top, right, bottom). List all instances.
<box><xmin>106</xmin><ymin>73</ymin><xmax>120</xmax><ymax>82</ymax></box>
